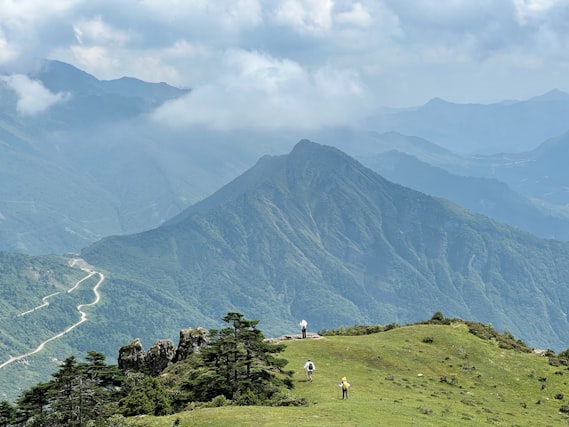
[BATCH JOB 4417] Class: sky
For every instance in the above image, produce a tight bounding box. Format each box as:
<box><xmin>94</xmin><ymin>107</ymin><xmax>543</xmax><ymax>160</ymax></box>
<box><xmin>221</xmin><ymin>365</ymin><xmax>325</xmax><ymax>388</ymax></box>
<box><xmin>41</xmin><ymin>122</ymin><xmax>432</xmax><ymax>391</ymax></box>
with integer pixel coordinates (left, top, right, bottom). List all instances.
<box><xmin>1</xmin><ymin>0</ymin><xmax>569</xmax><ymax>130</ymax></box>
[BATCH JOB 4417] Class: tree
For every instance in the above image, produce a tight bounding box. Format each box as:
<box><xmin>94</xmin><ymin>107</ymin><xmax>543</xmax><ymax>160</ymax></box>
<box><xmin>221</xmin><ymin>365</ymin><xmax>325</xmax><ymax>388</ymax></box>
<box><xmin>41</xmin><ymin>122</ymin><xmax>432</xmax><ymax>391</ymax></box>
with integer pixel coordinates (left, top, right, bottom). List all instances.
<box><xmin>119</xmin><ymin>374</ymin><xmax>171</xmax><ymax>416</ymax></box>
<box><xmin>50</xmin><ymin>356</ymin><xmax>85</xmax><ymax>426</ymax></box>
<box><xmin>185</xmin><ymin>312</ymin><xmax>292</xmax><ymax>403</ymax></box>
<box><xmin>14</xmin><ymin>352</ymin><xmax>125</xmax><ymax>426</ymax></box>
<box><xmin>0</xmin><ymin>400</ymin><xmax>15</xmax><ymax>427</ymax></box>
<box><xmin>15</xmin><ymin>381</ymin><xmax>53</xmax><ymax>425</ymax></box>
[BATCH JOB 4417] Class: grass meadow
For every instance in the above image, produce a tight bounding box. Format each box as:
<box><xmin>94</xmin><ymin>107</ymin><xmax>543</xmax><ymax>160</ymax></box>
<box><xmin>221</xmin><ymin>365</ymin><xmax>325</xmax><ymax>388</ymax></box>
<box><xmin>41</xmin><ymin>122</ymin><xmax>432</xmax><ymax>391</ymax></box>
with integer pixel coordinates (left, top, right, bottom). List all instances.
<box><xmin>130</xmin><ymin>322</ymin><xmax>569</xmax><ymax>426</ymax></box>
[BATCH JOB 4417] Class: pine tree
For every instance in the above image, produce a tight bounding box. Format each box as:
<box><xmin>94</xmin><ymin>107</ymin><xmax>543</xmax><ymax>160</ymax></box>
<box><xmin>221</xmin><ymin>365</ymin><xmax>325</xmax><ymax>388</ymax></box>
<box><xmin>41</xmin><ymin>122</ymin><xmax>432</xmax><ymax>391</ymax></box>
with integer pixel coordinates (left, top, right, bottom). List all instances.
<box><xmin>15</xmin><ymin>381</ymin><xmax>53</xmax><ymax>425</ymax></box>
<box><xmin>51</xmin><ymin>356</ymin><xmax>84</xmax><ymax>426</ymax></box>
<box><xmin>186</xmin><ymin>312</ymin><xmax>292</xmax><ymax>403</ymax></box>
<box><xmin>14</xmin><ymin>352</ymin><xmax>125</xmax><ymax>426</ymax></box>
<box><xmin>119</xmin><ymin>374</ymin><xmax>171</xmax><ymax>416</ymax></box>
<box><xmin>0</xmin><ymin>400</ymin><xmax>15</xmax><ymax>427</ymax></box>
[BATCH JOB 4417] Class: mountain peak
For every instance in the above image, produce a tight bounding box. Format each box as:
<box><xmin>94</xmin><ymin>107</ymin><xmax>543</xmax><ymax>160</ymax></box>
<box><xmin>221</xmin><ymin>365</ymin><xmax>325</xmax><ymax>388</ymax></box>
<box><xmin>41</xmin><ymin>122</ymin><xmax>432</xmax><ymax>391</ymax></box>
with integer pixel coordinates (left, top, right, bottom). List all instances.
<box><xmin>529</xmin><ymin>89</ymin><xmax>569</xmax><ymax>102</ymax></box>
<box><xmin>424</xmin><ymin>97</ymin><xmax>451</xmax><ymax>107</ymax></box>
<box><xmin>290</xmin><ymin>139</ymin><xmax>349</xmax><ymax>160</ymax></box>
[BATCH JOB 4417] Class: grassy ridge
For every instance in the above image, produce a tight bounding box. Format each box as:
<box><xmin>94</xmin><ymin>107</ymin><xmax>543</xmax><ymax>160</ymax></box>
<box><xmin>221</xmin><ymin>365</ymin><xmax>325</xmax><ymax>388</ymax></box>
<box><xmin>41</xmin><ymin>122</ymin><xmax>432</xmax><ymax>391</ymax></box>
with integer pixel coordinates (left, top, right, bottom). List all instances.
<box><xmin>131</xmin><ymin>322</ymin><xmax>569</xmax><ymax>426</ymax></box>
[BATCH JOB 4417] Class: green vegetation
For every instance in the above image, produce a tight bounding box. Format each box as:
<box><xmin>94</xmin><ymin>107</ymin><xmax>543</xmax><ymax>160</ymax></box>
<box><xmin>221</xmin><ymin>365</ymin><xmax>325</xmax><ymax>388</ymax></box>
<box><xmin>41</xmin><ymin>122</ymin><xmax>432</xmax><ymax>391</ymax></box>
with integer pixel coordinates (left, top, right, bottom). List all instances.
<box><xmin>4</xmin><ymin>313</ymin><xmax>296</xmax><ymax>426</ymax></box>
<box><xmin>7</xmin><ymin>140</ymin><xmax>569</xmax><ymax>406</ymax></box>
<box><xmin>6</xmin><ymin>314</ymin><xmax>569</xmax><ymax>426</ymax></box>
<box><xmin>180</xmin><ymin>312</ymin><xmax>293</xmax><ymax>406</ymax></box>
<box><xmin>128</xmin><ymin>320</ymin><xmax>569</xmax><ymax>426</ymax></box>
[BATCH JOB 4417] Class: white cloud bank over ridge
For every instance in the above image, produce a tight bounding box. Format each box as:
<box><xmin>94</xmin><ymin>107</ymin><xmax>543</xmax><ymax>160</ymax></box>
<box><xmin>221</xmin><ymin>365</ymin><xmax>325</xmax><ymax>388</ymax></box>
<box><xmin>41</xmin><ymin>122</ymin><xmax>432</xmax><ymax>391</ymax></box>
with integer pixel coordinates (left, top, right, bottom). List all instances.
<box><xmin>0</xmin><ymin>75</ymin><xmax>70</xmax><ymax>116</ymax></box>
<box><xmin>1</xmin><ymin>0</ymin><xmax>569</xmax><ymax>128</ymax></box>
<box><xmin>151</xmin><ymin>49</ymin><xmax>370</xmax><ymax>130</ymax></box>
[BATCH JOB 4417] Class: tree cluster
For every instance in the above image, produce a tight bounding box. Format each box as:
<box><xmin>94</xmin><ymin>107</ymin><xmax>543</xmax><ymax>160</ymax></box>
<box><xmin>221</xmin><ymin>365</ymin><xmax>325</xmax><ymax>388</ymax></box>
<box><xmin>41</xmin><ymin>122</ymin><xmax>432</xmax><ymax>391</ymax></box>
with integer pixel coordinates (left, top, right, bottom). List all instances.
<box><xmin>0</xmin><ymin>313</ymin><xmax>294</xmax><ymax>426</ymax></box>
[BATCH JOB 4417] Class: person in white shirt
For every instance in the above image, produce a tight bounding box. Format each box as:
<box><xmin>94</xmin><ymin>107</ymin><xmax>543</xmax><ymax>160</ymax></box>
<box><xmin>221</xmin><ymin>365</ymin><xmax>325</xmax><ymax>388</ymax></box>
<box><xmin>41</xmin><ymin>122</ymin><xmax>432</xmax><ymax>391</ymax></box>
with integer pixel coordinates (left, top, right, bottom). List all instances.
<box><xmin>300</xmin><ymin>319</ymin><xmax>307</xmax><ymax>339</ymax></box>
<box><xmin>304</xmin><ymin>359</ymin><xmax>315</xmax><ymax>382</ymax></box>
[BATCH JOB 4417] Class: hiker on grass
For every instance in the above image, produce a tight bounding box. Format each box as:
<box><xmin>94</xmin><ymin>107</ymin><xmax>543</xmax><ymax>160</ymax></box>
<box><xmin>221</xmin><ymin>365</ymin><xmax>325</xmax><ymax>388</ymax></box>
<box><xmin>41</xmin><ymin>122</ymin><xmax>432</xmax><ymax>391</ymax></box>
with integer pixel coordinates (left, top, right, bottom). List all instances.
<box><xmin>339</xmin><ymin>377</ymin><xmax>350</xmax><ymax>399</ymax></box>
<box><xmin>300</xmin><ymin>319</ymin><xmax>307</xmax><ymax>339</ymax></box>
<box><xmin>304</xmin><ymin>359</ymin><xmax>315</xmax><ymax>382</ymax></box>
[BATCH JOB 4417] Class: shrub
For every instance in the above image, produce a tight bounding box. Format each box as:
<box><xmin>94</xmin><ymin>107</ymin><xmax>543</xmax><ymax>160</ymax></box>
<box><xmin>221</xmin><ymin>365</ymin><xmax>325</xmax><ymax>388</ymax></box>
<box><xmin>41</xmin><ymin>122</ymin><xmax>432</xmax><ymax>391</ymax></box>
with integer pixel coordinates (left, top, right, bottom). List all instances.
<box><xmin>210</xmin><ymin>395</ymin><xmax>229</xmax><ymax>407</ymax></box>
<box><xmin>268</xmin><ymin>391</ymin><xmax>309</xmax><ymax>407</ymax></box>
<box><xmin>431</xmin><ymin>312</ymin><xmax>444</xmax><ymax>321</ymax></box>
<box><xmin>234</xmin><ymin>390</ymin><xmax>260</xmax><ymax>406</ymax></box>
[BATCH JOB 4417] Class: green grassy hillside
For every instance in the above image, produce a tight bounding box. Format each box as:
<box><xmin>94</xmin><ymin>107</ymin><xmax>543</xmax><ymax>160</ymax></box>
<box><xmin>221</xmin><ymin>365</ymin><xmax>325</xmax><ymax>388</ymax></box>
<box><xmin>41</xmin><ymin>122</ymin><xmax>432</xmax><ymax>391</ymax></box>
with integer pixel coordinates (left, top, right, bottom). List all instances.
<box><xmin>131</xmin><ymin>322</ymin><xmax>569</xmax><ymax>426</ymax></box>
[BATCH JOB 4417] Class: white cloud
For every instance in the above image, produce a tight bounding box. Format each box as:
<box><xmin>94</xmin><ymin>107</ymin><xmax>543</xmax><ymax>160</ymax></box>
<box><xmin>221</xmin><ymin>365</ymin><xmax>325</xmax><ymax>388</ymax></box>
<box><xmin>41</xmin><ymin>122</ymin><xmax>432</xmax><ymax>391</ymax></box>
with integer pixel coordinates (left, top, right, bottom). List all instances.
<box><xmin>335</xmin><ymin>2</ymin><xmax>372</xmax><ymax>28</ymax></box>
<box><xmin>0</xmin><ymin>30</ymin><xmax>18</xmax><ymax>64</ymax></box>
<box><xmin>273</xmin><ymin>0</ymin><xmax>334</xmax><ymax>34</ymax></box>
<box><xmin>0</xmin><ymin>74</ymin><xmax>70</xmax><ymax>116</ymax></box>
<box><xmin>0</xmin><ymin>0</ymin><xmax>79</xmax><ymax>67</ymax></box>
<box><xmin>151</xmin><ymin>49</ymin><xmax>371</xmax><ymax>130</ymax></box>
<box><xmin>73</xmin><ymin>16</ymin><xmax>131</xmax><ymax>46</ymax></box>
<box><xmin>514</xmin><ymin>0</ymin><xmax>559</xmax><ymax>24</ymax></box>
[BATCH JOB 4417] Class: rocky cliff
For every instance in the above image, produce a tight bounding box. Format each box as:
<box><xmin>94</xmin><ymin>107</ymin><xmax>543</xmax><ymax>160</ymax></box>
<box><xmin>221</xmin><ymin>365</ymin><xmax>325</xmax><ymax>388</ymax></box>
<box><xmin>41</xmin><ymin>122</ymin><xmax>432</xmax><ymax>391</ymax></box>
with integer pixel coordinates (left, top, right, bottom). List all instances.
<box><xmin>118</xmin><ymin>327</ymin><xmax>209</xmax><ymax>375</ymax></box>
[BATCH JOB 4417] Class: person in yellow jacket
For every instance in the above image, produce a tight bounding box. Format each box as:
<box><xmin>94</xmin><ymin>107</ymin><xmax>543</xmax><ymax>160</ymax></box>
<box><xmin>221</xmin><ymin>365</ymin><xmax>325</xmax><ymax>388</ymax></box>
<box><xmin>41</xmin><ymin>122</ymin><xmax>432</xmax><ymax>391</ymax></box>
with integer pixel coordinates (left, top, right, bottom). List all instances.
<box><xmin>339</xmin><ymin>377</ymin><xmax>350</xmax><ymax>399</ymax></box>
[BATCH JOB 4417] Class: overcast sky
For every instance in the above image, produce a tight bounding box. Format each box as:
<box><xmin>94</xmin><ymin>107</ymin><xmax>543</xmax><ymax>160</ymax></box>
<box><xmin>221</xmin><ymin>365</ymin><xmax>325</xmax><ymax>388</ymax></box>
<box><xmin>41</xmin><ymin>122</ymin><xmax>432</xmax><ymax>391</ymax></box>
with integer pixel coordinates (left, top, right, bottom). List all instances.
<box><xmin>1</xmin><ymin>0</ymin><xmax>569</xmax><ymax>129</ymax></box>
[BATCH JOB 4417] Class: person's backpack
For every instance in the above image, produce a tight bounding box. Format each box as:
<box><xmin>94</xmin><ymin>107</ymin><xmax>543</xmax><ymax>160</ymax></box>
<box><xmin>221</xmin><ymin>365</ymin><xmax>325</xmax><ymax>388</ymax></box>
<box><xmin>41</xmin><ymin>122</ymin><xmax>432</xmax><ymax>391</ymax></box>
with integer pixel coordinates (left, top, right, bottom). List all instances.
<box><xmin>308</xmin><ymin>362</ymin><xmax>314</xmax><ymax>370</ymax></box>
<box><xmin>342</xmin><ymin>380</ymin><xmax>349</xmax><ymax>390</ymax></box>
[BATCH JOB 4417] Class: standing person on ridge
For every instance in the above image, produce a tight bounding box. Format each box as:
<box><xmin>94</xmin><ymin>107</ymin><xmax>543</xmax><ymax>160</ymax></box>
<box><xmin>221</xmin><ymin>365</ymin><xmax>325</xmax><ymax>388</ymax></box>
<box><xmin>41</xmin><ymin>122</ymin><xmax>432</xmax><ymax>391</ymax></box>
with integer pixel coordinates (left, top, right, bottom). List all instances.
<box><xmin>304</xmin><ymin>359</ymin><xmax>315</xmax><ymax>382</ymax></box>
<box><xmin>339</xmin><ymin>377</ymin><xmax>350</xmax><ymax>399</ymax></box>
<box><xmin>300</xmin><ymin>319</ymin><xmax>307</xmax><ymax>339</ymax></box>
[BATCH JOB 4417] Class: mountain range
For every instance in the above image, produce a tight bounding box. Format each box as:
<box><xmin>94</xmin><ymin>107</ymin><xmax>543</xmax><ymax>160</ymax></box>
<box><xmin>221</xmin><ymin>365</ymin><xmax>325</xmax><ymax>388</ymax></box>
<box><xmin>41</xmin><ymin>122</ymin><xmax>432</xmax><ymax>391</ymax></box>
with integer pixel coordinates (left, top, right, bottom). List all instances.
<box><xmin>3</xmin><ymin>60</ymin><xmax>569</xmax><ymax>256</ymax></box>
<box><xmin>0</xmin><ymin>60</ymin><xmax>273</xmax><ymax>254</ymax></box>
<box><xmin>3</xmin><ymin>138</ymin><xmax>569</xmax><ymax>400</ymax></box>
<box><xmin>74</xmin><ymin>140</ymin><xmax>569</xmax><ymax>350</ymax></box>
<box><xmin>3</xmin><ymin>61</ymin><xmax>569</xmax><ymax>401</ymax></box>
<box><xmin>364</xmin><ymin>89</ymin><xmax>569</xmax><ymax>155</ymax></box>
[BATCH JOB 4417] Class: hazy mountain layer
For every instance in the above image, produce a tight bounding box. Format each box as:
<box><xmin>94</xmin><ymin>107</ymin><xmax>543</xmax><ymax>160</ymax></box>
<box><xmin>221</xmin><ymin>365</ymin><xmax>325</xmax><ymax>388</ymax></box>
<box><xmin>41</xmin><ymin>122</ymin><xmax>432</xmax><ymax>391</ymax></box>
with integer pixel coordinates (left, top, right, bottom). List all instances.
<box><xmin>366</xmin><ymin>89</ymin><xmax>569</xmax><ymax>155</ymax></box>
<box><xmin>364</xmin><ymin>150</ymin><xmax>569</xmax><ymax>241</ymax></box>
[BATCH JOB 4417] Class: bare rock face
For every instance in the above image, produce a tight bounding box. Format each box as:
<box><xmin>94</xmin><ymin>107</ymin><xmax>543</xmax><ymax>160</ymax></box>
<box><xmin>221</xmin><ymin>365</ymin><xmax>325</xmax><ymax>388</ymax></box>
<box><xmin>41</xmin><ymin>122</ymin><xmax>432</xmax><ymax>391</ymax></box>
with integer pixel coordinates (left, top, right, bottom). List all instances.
<box><xmin>174</xmin><ymin>327</ymin><xmax>209</xmax><ymax>362</ymax></box>
<box><xmin>145</xmin><ymin>340</ymin><xmax>176</xmax><ymax>376</ymax></box>
<box><xmin>118</xmin><ymin>327</ymin><xmax>209</xmax><ymax>375</ymax></box>
<box><xmin>117</xmin><ymin>338</ymin><xmax>146</xmax><ymax>373</ymax></box>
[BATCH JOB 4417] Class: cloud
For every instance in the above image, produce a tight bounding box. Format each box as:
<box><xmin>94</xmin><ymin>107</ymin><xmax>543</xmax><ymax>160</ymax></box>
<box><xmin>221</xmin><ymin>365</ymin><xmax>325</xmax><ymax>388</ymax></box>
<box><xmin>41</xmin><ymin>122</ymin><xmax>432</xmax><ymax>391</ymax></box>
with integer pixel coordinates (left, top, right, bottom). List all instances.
<box><xmin>335</xmin><ymin>2</ymin><xmax>373</xmax><ymax>28</ymax></box>
<box><xmin>2</xmin><ymin>0</ymin><xmax>569</xmax><ymax>110</ymax></box>
<box><xmin>273</xmin><ymin>0</ymin><xmax>334</xmax><ymax>34</ymax></box>
<box><xmin>0</xmin><ymin>74</ymin><xmax>70</xmax><ymax>116</ymax></box>
<box><xmin>151</xmin><ymin>49</ymin><xmax>371</xmax><ymax>130</ymax></box>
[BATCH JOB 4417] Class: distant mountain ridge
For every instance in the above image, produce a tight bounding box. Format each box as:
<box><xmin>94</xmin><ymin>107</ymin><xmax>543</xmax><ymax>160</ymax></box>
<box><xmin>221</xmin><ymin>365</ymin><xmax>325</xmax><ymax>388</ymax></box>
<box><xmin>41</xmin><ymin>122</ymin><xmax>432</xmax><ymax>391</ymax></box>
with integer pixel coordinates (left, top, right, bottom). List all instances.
<box><xmin>364</xmin><ymin>150</ymin><xmax>569</xmax><ymax>241</ymax></box>
<box><xmin>0</xmin><ymin>60</ymin><xmax>259</xmax><ymax>254</ymax></box>
<box><xmin>27</xmin><ymin>60</ymin><xmax>189</xmax><ymax>128</ymax></box>
<box><xmin>2</xmin><ymin>58</ymin><xmax>569</xmax><ymax>256</ymax></box>
<box><xmin>366</xmin><ymin>89</ymin><xmax>569</xmax><ymax>154</ymax></box>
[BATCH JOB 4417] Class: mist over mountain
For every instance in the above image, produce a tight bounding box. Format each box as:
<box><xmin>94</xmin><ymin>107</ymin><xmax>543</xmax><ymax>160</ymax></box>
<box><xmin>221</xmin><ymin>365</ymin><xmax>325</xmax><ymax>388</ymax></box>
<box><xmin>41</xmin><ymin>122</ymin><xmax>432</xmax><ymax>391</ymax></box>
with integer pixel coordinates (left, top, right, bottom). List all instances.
<box><xmin>2</xmin><ymin>59</ymin><xmax>569</xmax><ymax>257</ymax></box>
<box><xmin>0</xmin><ymin>60</ymin><xmax>287</xmax><ymax>255</ymax></box>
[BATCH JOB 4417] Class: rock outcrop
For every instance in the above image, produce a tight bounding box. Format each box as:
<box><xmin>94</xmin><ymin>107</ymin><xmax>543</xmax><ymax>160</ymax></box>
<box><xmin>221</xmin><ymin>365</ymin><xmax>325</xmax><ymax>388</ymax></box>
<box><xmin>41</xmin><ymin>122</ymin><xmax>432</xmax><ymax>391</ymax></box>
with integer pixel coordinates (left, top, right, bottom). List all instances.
<box><xmin>117</xmin><ymin>338</ymin><xmax>145</xmax><ymax>373</ymax></box>
<box><xmin>145</xmin><ymin>340</ymin><xmax>176</xmax><ymax>376</ymax></box>
<box><xmin>174</xmin><ymin>327</ymin><xmax>209</xmax><ymax>362</ymax></box>
<box><xmin>117</xmin><ymin>327</ymin><xmax>209</xmax><ymax>375</ymax></box>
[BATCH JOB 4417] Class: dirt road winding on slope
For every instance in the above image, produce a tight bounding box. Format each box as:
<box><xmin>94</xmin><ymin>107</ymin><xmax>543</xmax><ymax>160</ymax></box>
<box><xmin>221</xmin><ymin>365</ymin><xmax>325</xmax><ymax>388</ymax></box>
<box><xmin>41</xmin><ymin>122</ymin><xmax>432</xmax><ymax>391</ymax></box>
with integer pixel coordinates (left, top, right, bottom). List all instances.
<box><xmin>0</xmin><ymin>258</ymin><xmax>105</xmax><ymax>369</ymax></box>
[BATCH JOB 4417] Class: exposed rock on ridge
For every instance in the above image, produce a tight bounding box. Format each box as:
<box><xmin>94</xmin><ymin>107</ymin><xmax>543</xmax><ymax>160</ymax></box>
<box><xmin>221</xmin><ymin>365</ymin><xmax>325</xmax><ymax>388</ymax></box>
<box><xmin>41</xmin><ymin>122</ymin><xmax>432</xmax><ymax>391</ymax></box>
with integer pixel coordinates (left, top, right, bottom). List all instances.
<box><xmin>118</xmin><ymin>327</ymin><xmax>208</xmax><ymax>375</ymax></box>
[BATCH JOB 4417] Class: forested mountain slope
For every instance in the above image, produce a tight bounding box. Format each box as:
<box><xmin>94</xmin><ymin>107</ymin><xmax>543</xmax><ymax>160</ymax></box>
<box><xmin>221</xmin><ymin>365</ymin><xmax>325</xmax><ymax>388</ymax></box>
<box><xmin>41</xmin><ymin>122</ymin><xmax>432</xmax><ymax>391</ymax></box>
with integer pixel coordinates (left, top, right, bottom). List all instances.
<box><xmin>81</xmin><ymin>140</ymin><xmax>569</xmax><ymax>353</ymax></box>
